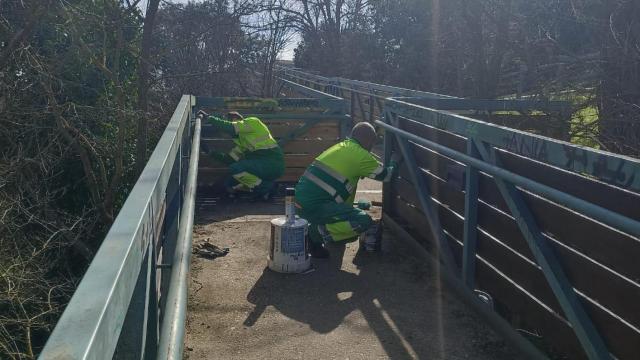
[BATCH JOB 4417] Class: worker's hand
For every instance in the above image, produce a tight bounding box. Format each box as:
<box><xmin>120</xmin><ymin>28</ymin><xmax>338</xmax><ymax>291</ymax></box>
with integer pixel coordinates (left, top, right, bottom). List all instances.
<box><xmin>355</xmin><ymin>200</ymin><xmax>372</xmax><ymax>210</ymax></box>
<box><xmin>196</xmin><ymin>110</ymin><xmax>209</xmax><ymax>119</ymax></box>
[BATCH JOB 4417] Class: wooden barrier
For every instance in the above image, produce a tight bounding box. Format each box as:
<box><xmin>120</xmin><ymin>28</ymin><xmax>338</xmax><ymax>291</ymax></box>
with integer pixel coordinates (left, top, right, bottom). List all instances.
<box><xmin>385</xmin><ymin>116</ymin><xmax>640</xmax><ymax>359</ymax></box>
<box><xmin>195</xmin><ymin>97</ymin><xmax>349</xmax><ymax>186</ymax></box>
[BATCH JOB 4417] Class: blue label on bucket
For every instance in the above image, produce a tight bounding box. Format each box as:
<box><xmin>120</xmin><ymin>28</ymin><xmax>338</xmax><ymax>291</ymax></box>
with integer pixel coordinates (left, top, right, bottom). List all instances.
<box><xmin>281</xmin><ymin>227</ymin><xmax>305</xmax><ymax>253</ymax></box>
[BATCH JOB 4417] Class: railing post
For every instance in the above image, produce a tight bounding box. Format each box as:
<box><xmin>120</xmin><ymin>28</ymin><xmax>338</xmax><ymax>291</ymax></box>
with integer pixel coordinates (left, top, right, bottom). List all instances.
<box><xmin>369</xmin><ymin>95</ymin><xmax>375</xmax><ymax>123</ymax></box>
<box><xmin>349</xmin><ymin>90</ymin><xmax>356</xmax><ymax>126</ymax></box>
<box><xmin>382</xmin><ymin>110</ymin><xmax>395</xmax><ymax>213</ymax></box>
<box><xmin>462</xmin><ymin>138</ymin><xmax>479</xmax><ymax>288</ymax></box>
<box><xmin>356</xmin><ymin>92</ymin><xmax>367</xmax><ymax>123</ymax></box>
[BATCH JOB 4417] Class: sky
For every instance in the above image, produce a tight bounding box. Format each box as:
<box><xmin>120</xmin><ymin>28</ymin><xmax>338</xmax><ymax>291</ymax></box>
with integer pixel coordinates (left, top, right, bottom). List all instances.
<box><xmin>137</xmin><ymin>0</ymin><xmax>298</xmax><ymax>60</ymax></box>
<box><xmin>279</xmin><ymin>33</ymin><xmax>299</xmax><ymax>61</ymax></box>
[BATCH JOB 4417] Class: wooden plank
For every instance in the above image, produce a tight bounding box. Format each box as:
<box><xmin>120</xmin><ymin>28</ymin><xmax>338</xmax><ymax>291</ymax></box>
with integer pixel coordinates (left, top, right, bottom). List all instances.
<box><xmin>399</xmin><ymin>117</ymin><xmax>467</xmax><ymax>153</ymax></box>
<box><xmin>265</xmin><ymin>122</ymin><xmax>340</xmax><ymax>139</ymax></box>
<box><xmin>201</xmin><ymin>139</ymin><xmax>336</xmax><ymax>155</ymax></box>
<box><xmin>283</xmin><ymin>139</ymin><xmax>335</xmax><ymax>154</ymax></box>
<box><xmin>201</xmin><ymin>122</ymin><xmax>340</xmax><ymax>139</ymax></box>
<box><xmin>199</xmin><ymin>167</ymin><xmax>304</xmax><ymax>184</ymax></box>
<box><xmin>496</xmin><ymin>148</ymin><xmax>640</xmax><ymax>222</ymax></box>
<box><xmin>283</xmin><ymin>154</ymin><xmax>317</xmax><ymax>168</ymax></box>
<box><xmin>199</xmin><ymin>153</ymin><xmax>318</xmax><ymax>169</ymax></box>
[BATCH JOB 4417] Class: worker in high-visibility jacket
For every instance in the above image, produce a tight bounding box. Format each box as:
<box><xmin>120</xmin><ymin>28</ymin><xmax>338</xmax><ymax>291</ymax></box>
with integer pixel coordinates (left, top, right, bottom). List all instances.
<box><xmin>294</xmin><ymin>122</ymin><xmax>398</xmax><ymax>258</ymax></box>
<box><xmin>197</xmin><ymin>110</ymin><xmax>284</xmax><ymax>199</ymax></box>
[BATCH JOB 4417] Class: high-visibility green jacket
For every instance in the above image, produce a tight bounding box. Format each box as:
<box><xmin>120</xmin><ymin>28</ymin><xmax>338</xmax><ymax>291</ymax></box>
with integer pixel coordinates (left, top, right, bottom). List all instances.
<box><xmin>295</xmin><ymin>138</ymin><xmax>395</xmax><ymax>205</ymax></box>
<box><xmin>207</xmin><ymin>115</ymin><xmax>282</xmax><ymax>163</ymax></box>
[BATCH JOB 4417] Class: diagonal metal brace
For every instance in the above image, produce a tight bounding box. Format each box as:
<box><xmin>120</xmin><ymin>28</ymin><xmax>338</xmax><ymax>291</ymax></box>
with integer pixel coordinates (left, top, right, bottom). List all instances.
<box><xmin>387</xmin><ymin>111</ymin><xmax>457</xmax><ymax>272</ymax></box>
<box><xmin>474</xmin><ymin>139</ymin><xmax>611</xmax><ymax>360</ymax></box>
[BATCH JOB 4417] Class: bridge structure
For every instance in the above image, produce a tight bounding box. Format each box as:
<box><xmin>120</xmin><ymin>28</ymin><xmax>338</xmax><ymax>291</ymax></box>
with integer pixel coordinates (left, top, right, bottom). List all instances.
<box><xmin>39</xmin><ymin>68</ymin><xmax>640</xmax><ymax>360</ymax></box>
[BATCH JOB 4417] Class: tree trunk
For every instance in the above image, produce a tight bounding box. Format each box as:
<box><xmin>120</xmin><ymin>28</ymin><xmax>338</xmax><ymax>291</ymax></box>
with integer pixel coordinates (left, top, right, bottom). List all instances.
<box><xmin>136</xmin><ymin>0</ymin><xmax>161</xmax><ymax>173</ymax></box>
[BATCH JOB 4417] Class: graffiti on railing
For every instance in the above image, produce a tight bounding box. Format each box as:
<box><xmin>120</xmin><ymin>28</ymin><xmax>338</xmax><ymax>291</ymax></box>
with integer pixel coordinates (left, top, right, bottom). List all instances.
<box><xmin>503</xmin><ymin>133</ymin><xmax>549</xmax><ymax>162</ymax></box>
<box><xmin>593</xmin><ymin>156</ymin><xmax>636</xmax><ymax>188</ymax></box>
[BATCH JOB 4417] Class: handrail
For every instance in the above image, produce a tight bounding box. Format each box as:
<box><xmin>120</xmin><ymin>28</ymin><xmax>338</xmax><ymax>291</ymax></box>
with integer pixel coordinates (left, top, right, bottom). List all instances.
<box><xmin>40</xmin><ymin>95</ymin><xmax>197</xmax><ymax>359</ymax></box>
<box><xmin>157</xmin><ymin>115</ymin><xmax>200</xmax><ymax>359</ymax></box>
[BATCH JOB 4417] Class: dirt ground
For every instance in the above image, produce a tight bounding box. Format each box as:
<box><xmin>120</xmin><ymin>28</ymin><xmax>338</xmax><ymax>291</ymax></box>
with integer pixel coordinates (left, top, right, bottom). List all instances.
<box><xmin>185</xmin><ymin>181</ymin><xmax>518</xmax><ymax>359</ymax></box>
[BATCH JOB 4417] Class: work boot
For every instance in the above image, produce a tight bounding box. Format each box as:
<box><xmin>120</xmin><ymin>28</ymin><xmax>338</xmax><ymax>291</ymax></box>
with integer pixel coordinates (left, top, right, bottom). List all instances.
<box><xmin>309</xmin><ymin>242</ymin><xmax>329</xmax><ymax>259</ymax></box>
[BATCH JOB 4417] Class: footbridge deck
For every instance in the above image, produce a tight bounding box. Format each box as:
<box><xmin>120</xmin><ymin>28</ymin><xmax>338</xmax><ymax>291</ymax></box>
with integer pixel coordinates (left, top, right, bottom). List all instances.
<box><xmin>39</xmin><ymin>69</ymin><xmax>640</xmax><ymax>360</ymax></box>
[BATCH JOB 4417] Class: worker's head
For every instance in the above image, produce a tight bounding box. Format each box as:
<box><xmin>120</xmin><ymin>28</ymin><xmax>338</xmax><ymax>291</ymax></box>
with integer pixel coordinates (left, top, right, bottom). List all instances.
<box><xmin>226</xmin><ymin>111</ymin><xmax>244</xmax><ymax>121</ymax></box>
<box><xmin>350</xmin><ymin>122</ymin><xmax>377</xmax><ymax>151</ymax></box>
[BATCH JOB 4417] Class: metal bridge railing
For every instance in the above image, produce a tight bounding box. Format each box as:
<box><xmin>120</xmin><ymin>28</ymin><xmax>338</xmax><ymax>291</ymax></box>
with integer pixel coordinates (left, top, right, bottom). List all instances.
<box><xmin>278</xmin><ymin>67</ymin><xmax>640</xmax><ymax>359</ymax></box>
<box><xmin>380</xmin><ymin>99</ymin><xmax>640</xmax><ymax>360</ymax></box>
<box><xmin>40</xmin><ymin>95</ymin><xmax>200</xmax><ymax>360</ymax></box>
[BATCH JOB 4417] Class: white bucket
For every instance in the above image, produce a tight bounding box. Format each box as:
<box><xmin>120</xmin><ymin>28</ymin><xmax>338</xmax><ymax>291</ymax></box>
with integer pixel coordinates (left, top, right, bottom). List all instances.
<box><xmin>268</xmin><ymin>217</ymin><xmax>311</xmax><ymax>273</ymax></box>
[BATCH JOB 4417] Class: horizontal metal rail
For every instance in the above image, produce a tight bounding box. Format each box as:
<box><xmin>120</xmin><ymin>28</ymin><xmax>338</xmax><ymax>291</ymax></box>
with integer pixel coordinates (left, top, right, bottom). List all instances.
<box><xmin>278</xmin><ymin>78</ymin><xmax>343</xmax><ymax>99</ymax></box>
<box><xmin>157</xmin><ymin>116</ymin><xmax>201</xmax><ymax>359</ymax></box>
<box><xmin>278</xmin><ymin>66</ymin><xmax>458</xmax><ymax>99</ymax></box>
<box><xmin>395</xmin><ymin>97</ymin><xmax>570</xmax><ymax>113</ymax></box>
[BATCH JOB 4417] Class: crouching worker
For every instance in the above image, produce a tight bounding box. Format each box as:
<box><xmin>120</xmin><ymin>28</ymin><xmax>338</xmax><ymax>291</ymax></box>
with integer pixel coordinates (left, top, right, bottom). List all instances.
<box><xmin>294</xmin><ymin>122</ymin><xmax>398</xmax><ymax>258</ymax></box>
<box><xmin>197</xmin><ymin>110</ymin><xmax>284</xmax><ymax>200</ymax></box>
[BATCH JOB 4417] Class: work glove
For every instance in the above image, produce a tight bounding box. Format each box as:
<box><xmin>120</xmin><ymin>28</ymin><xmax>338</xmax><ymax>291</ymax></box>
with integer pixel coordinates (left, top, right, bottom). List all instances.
<box><xmin>355</xmin><ymin>200</ymin><xmax>372</xmax><ymax>210</ymax></box>
<box><xmin>196</xmin><ymin>110</ymin><xmax>209</xmax><ymax>119</ymax></box>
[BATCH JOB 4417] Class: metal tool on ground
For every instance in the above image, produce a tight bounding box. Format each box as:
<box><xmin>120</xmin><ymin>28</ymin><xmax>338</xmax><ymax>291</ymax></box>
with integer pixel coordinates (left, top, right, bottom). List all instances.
<box><xmin>268</xmin><ymin>188</ymin><xmax>311</xmax><ymax>273</ymax></box>
<box><xmin>194</xmin><ymin>241</ymin><xmax>230</xmax><ymax>259</ymax></box>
